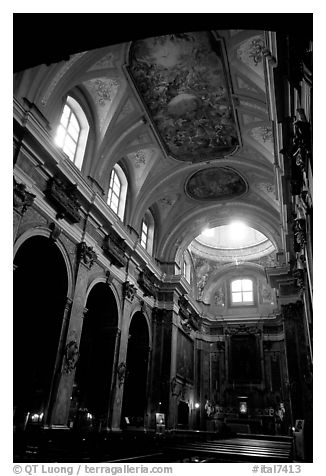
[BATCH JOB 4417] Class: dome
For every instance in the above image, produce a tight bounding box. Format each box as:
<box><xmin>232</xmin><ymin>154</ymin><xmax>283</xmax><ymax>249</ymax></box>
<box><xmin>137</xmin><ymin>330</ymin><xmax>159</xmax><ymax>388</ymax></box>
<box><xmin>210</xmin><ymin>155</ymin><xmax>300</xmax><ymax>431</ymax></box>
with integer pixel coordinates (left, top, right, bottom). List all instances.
<box><xmin>192</xmin><ymin>222</ymin><xmax>275</xmax><ymax>262</ymax></box>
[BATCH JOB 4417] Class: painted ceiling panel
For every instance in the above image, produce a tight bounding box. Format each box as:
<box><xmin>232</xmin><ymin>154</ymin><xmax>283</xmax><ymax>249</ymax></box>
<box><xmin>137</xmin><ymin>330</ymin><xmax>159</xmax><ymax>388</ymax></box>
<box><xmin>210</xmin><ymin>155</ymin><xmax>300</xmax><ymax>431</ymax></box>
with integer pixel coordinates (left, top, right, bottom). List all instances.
<box><xmin>129</xmin><ymin>32</ymin><xmax>240</xmax><ymax>162</ymax></box>
<box><xmin>185</xmin><ymin>167</ymin><xmax>247</xmax><ymax>201</ymax></box>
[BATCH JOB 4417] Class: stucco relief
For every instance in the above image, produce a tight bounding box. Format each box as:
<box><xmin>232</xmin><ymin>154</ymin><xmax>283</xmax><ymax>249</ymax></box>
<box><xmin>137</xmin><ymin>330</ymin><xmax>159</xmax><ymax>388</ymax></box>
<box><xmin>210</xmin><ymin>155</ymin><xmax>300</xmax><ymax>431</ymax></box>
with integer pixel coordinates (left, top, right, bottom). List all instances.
<box><xmin>84</xmin><ymin>77</ymin><xmax>120</xmax><ymax>129</ymax></box>
<box><xmin>250</xmin><ymin>125</ymin><xmax>274</xmax><ymax>155</ymax></box>
<box><xmin>86</xmin><ymin>78</ymin><xmax>119</xmax><ymax>106</ymax></box>
<box><xmin>236</xmin><ymin>35</ymin><xmax>266</xmax><ymax>78</ymax></box>
<box><xmin>129</xmin><ymin>32</ymin><xmax>239</xmax><ymax>162</ymax></box>
<box><xmin>132</xmin><ymin>148</ymin><xmax>152</xmax><ymax>168</ymax></box>
<box><xmin>256</xmin><ymin>182</ymin><xmax>277</xmax><ymax>201</ymax></box>
<box><xmin>185</xmin><ymin>167</ymin><xmax>247</xmax><ymax>201</ymax></box>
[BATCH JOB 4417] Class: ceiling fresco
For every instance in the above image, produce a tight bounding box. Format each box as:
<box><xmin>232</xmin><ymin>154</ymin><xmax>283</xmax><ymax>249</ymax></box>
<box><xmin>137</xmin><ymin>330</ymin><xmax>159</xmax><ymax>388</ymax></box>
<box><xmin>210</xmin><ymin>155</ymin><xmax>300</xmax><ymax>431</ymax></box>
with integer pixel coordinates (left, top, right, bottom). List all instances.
<box><xmin>185</xmin><ymin>167</ymin><xmax>247</xmax><ymax>201</ymax></box>
<box><xmin>129</xmin><ymin>32</ymin><xmax>240</xmax><ymax>163</ymax></box>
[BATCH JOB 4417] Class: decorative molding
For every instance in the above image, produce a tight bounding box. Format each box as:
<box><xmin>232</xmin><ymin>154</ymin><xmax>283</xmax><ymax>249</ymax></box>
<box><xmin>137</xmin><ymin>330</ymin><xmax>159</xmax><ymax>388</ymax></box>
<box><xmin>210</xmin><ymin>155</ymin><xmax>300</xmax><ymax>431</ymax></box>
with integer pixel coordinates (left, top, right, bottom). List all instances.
<box><xmin>88</xmin><ymin>52</ymin><xmax>115</xmax><ymax>71</ymax></box>
<box><xmin>123</xmin><ymin>281</ymin><xmax>137</xmax><ymax>301</ymax></box>
<box><xmin>13</xmin><ymin>178</ymin><xmax>35</xmax><ymax>215</ymax></box>
<box><xmin>178</xmin><ymin>295</ymin><xmax>200</xmax><ymax>332</ymax></box>
<box><xmin>40</xmin><ymin>51</ymin><xmax>86</xmax><ymax>107</ymax></box>
<box><xmin>78</xmin><ymin>241</ymin><xmax>97</xmax><ymax>269</ymax></box>
<box><xmin>46</xmin><ymin>176</ymin><xmax>81</xmax><ymax>223</ymax></box>
<box><xmin>138</xmin><ymin>269</ymin><xmax>157</xmax><ymax>298</ymax></box>
<box><xmin>102</xmin><ymin>230</ymin><xmax>127</xmax><ymax>268</ymax></box>
<box><xmin>225</xmin><ymin>324</ymin><xmax>261</xmax><ymax>335</ymax></box>
<box><xmin>63</xmin><ymin>340</ymin><xmax>80</xmax><ymax>374</ymax></box>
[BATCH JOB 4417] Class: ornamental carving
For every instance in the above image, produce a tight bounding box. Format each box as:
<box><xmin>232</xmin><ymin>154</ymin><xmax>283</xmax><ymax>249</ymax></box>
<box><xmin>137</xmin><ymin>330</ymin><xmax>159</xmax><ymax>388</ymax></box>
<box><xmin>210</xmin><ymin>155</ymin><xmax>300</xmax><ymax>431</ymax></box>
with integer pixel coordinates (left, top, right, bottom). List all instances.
<box><xmin>63</xmin><ymin>340</ymin><xmax>80</xmax><ymax>374</ymax></box>
<box><xmin>78</xmin><ymin>241</ymin><xmax>97</xmax><ymax>269</ymax></box>
<box><xmin>123</xmin><ymin>281</ymin><xmax>136</xmax><ymax>301</ymax></box>
<box><xmin>138</xmin><ymin>269</ymin><xmax>157</xmax><ymax>298</ymax></box>
<box><xmin>178</xmin><ymin>295</ymin><xmax>200</xmax><ymax>332</ymax></box>
<box><xmin>46</xmin><ymin>176</ymin><xmax>81</xmax><ymax>223</ymax></box>
<box><xmin>237</xmin><ymin>35</ymin><xmax>269</xmax><ymax>74</ymax></box>
<box><xmin>225</xmin><ymin>324</ymin><xmax>261</xmax><ymax>336</ymax></box>
<box><xmin>49</xmin><ymin>222</ymin><xmax>61</xmax><ymax>242</ymax></box>
<box><xmin>102</xmin><ymin>231</ymin><xmax>127</xmax><ymax>268</ymax></box>
<box><xmin>13</xmin><ymin>179</ymin><xmax>35</xmax><ymax>215</ymax></box>
<box><xmin>293</xmin><ymin>268</ymin><xmax>305</xmax><ymax>290</ymax></box>
<box><xmin>117</xmin><ymin>362</ymin><xmax>127</xmax><ymax>387</ymax></box>
<box><xmin>293</xmin><ymin>218</ymin><xmax>306</xmax><ymax>252</ymax></box>
<box><xmin>91</xmin><ymin>78</ymin><xmax>119</xmax><ymax>106</ymax></box>
<box><xmin>281</xmin><ymin>109</ymin><xmax>311</xmax><ymax>199</ymax></box>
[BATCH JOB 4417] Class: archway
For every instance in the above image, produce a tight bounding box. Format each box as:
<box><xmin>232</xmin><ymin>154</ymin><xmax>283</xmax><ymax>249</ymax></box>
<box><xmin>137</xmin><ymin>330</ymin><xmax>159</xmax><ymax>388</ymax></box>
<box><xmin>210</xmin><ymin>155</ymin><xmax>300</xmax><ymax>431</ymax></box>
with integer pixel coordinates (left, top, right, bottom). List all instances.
<box><xmin>13</xmin><ymin>236</ymin><xmax>68</xmax><ymax>428</ymax></box>
<box><xmin>121</xmin><ymin>312</ymin><xmax>149</xmax><ymax>428</ymax></box>
<box><xmin>72</xmin><ymin>282</ymin><xmax>119</xmax><ymax>430</ymax></box>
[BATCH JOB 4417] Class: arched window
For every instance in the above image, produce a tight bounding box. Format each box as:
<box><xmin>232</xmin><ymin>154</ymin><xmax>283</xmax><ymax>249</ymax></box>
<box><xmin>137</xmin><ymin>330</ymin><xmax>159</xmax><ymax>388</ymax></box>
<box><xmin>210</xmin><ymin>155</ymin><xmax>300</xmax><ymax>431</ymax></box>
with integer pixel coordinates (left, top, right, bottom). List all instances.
<box><xmin>140</xmin><ymin>219</ymin><xmax>149</xmax><ymax>249</ymax></box>
<box><xmin>140</xmin><ymin>210</ymin><xmax>155</xmax><ymax>255</ymax></box>
<box><xmin>183</xmin><ymin>252</ymin><xmax>192</xmax><ymax>283</ymax></box>
<box><xmin>55</xmin><ymin>96</ymin><xmax>89</xmax><ymax>170</ymax></box>
<box><xmin>107</xmin><ymin>164</ymin><xmax>127</xmax><ymax>220</ymax></box>
<box><xmin>107</xmin><ymin>168</ymin><xmax>121</xmax><ymax>215</ymax></box>
<box><xmin>231</xmin><ymin>279</ymin><xmax>253</xmax><ymax>305</ymax></box>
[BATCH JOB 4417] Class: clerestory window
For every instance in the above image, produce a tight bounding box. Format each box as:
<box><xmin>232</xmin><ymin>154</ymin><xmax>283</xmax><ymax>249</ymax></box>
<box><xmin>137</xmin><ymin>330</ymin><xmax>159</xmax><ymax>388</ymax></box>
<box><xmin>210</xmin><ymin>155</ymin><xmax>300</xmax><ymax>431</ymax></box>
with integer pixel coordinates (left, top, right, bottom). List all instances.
<box><xmin>55</xmin><ymin>96</ymin><xmax>89</xmax><ymax>170</ymax></box>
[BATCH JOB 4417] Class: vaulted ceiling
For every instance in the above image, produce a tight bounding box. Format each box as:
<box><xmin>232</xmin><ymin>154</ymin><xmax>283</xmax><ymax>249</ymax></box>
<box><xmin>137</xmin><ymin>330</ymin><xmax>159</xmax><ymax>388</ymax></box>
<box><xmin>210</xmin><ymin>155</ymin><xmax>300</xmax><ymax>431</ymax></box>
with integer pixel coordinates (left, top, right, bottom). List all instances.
<box><xmin>15</xmin><ymin>27</ymin><xmax>282</xmax><ymax>316</ymax></box>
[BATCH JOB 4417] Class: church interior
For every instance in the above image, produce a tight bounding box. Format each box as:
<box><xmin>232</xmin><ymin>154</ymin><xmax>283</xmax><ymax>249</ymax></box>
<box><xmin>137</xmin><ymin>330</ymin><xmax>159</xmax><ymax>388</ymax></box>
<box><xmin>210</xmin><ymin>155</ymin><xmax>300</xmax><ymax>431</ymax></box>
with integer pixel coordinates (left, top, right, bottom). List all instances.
<box><xmin>13</xmin><ymin>14</ymin><xmax>313</xmax><ymax>463</ymax></box>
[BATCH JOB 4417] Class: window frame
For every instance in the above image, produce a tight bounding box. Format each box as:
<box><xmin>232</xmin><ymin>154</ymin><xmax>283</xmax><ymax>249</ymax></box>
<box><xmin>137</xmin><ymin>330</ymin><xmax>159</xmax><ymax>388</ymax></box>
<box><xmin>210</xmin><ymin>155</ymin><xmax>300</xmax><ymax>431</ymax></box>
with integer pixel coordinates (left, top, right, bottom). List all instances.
<box><xmin>139</xmin><ymin>210</ymin><xmax>155</xmax><ymax>255</ymax></box>
<box><xmin>140</xmin><ymin>219</ymin><xmax>149</xmax><ymax>250</ymax></box>
<box><xmin>230</xmin><ymin>278</ymin><xmax>255</xmax><ymax>307</ymax></box>
<box><xmin>106</xmin><ymin>164</ymin><xmax>128</xmax><ymax>221</ymax></box>
<box><xmin>55</xmin><ymin>96</ymin><xmax>89</xmax><ymax>170</ymax></box>
<box><xmin>107</xmin><ymin>168</ymin><xmax>122</xmax><ymax>215</ymax></box>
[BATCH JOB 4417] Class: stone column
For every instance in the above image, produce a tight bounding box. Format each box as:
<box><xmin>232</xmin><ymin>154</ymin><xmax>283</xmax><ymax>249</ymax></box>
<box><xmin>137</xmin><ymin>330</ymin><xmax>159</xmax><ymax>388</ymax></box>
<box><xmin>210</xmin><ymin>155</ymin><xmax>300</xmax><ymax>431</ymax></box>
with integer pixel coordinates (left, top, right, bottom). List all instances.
<box><xmin>48</xmin><ymin>243</ymin><xmax>96</xmax><ymax>427</ymax></box>
<box><xmin>105</xmin><ymin>328</ymin><xmax>121</xmax><ymax>430</ymax></box>
<box><xmin>46</xmin><ymin>296</ymin><xmax>72</xmax><ymax>425</ymax></box>
<box><xmin>168</xmin><ymin>311</ymin><xmax>178</xmax><ymax>429</ymax></box>
<box><xmin>110</xmin><ymin>296</ymin><xmax>134</xmax><ymax>431</ymax></box>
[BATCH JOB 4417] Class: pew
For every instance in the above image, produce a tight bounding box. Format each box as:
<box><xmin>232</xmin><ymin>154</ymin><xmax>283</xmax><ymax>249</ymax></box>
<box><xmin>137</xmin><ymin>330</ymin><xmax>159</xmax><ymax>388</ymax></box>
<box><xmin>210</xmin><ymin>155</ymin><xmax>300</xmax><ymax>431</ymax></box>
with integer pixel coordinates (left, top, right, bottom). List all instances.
<box><xmin>163</xmin><ymin>436</ymin><xmax>294</xmax><ymax>462</ymax></box>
